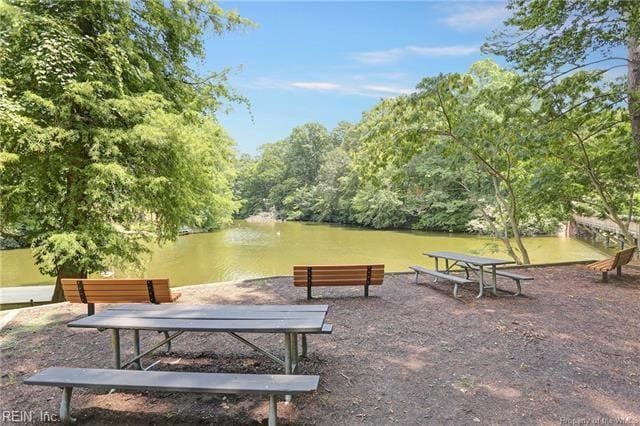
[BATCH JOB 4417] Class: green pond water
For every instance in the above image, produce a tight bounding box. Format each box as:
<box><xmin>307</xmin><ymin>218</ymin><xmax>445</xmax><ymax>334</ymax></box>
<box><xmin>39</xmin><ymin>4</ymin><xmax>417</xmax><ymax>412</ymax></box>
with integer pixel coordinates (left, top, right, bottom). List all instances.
<box><xmin>0</xmin><ymin>221</ymin><xmax>609</xmax><ymax>288</ymax></box>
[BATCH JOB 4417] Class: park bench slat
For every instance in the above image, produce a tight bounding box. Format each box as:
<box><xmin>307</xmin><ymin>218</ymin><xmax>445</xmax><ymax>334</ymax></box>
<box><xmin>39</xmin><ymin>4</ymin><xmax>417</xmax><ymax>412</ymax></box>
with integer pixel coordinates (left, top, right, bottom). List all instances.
<box><xmin>108</xmin><ymin>304</ymin><xmax>329</xmax><ymax>312</ymax></box>
<box><xmin>25</xmin><ymin>367</ymin><xmax>319</xmax><ymax>394</ymax></box>
<box><xmin>409</xmin><ymin>266</ymin><xmax>473</xmax><ymax>284</ymax></box>
<box><xmin>410</xmin><ymin>266</ymin><xmax>475</xmax><ymax>298</ymax></box>
<box><xmin>25</xmin><ymin>367</ymin><xmax>319</xmax><ymax>425</ymax></box>
<box><xmin>293</xmin><ymin>278</ymin><xmax>384</xmax><ymax>286</ymax></box>
<box><xmin>493</xmin><ymin>270</ymin><xmax>534</xmax><ymax>281</ymax></box>
<box><xmin>293</xmin><ymin>264</ymin><xmax>384</xmax><ymax>271</ymax></box>
<box><xmin>61</xmin><ymin>278</ymin><xmax>180</xmax><ymax>315</ymax></box>
<box><xmin>293</xmin><ymin>271</ymin><xmax>385</xmax><ymax>279</ymax></box>
<box><xmin>68</xmin><ymin>316</ymin><xmax>325</xmax><ymax>333</ymax></box>
<box><xmin>98</xmin><ymin>309</ymin><xmax>327</xmax><ymax>321</ymax></box>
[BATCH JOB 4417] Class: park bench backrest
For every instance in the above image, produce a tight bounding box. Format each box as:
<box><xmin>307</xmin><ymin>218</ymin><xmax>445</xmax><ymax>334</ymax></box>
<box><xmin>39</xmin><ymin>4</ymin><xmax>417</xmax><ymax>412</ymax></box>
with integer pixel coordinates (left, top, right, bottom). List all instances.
<box><xmin>293</xmin><ymin>264</ymin><xmax>385</xmax><ymax>287</ymax></box>
<box><xmin>613</xmin><ymin>246</ymin><xmax>636</xmax><ymax>268</ymax></box>
<box><xmin>293</xmin><ymin>264</ymin><xmax>384</xmax><ymax>299</ymax></box>
<box><xmin>60</xmin><ymin>278</ymin><xmax>178</xmax><ymax>315</ymax></box>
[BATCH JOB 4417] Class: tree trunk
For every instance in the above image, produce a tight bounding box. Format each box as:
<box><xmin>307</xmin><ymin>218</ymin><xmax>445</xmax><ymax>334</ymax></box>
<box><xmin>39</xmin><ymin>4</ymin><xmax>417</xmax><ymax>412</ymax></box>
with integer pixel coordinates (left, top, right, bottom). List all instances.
<box><xmin>629</xmin><ymin>35</ymin><xmax>640</xmax><ymax>178</ymax></box>
<box><xmin>51</xmin><ymin>265</ymin><xmax>86</xmax><ymax>303</ymax></box>
<box><xmin>491</xmin><ymin>176</ymin><xmax>529</xmax><ymax>264</ymax></box>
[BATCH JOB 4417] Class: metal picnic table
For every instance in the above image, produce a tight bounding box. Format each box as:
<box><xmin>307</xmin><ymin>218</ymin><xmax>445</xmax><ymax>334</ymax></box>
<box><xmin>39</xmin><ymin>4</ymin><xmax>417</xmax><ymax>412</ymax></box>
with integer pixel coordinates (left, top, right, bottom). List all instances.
<box><xmin>424</xmin><ymin>251</ymin><xmax>515</xmax><ymax>298</ymax></box>
<box><xmin>67</xmin><ymin>303</ymin><xmax>330</xmax><ymax>400</ymax></box>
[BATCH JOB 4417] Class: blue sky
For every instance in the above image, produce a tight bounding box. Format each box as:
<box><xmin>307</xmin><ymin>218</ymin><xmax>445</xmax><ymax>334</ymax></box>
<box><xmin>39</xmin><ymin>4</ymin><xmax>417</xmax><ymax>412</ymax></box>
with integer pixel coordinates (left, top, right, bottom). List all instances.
<box><xmin>205</xmin><ymin>1</ymin><xmax>510</xmax><ymax>154</ymax></box>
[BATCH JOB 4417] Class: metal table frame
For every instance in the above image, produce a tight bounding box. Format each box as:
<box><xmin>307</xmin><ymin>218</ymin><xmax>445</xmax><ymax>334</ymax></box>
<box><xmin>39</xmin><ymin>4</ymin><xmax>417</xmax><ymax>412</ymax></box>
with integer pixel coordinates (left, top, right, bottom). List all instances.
<box><xmin>69</xmin><ymin>304</ymin><xmax>329</xmax><ymax>402</ymax></box>
<box><xmin>424</xmin><ymin>251</ymin><xmax>514</xmax><ymax>298</ymax></box>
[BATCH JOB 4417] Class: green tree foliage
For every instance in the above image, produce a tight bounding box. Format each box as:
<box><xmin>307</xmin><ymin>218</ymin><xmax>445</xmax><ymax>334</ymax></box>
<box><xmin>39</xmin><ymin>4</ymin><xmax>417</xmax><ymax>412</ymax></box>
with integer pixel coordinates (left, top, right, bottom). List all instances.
<box><xmin>536</xmin><ymin>70</ymin><xmax>637</xmax><ymax>242</ymax></box>
<box><xmin>0</xmin><ymin>0</ymin><xmax>247</xmax><ymax>300</ymax></box>
<box><xmin>484</xmin><ymin>0</ymin><xmax>640</xmax><ymax>178</ymax></box>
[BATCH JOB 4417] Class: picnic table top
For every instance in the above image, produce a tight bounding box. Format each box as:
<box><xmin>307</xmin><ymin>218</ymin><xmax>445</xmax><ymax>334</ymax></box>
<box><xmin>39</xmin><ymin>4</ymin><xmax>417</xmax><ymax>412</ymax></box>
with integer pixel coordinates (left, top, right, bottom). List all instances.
<box><xmin>424</xmin><ymin>251</ymin><xmax>515</xmax><ymax>266</ymax></box>
<box><xmin>68</xmin><ymin>304</ymin><xmax>329</xmax><ymax>333</ymax></box>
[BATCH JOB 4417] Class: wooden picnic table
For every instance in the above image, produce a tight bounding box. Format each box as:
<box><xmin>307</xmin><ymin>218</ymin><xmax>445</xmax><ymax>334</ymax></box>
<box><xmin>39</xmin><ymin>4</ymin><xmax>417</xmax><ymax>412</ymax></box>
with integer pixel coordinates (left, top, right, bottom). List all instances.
<box><xmin>68</xmin><ymin>303</ymin><xmax>330</xmax><ymax>401</ymax></box>
<box><xmin>424</xmin><ymin>251</ymin><xmax>514</xmax><ymax>298</ymax></box>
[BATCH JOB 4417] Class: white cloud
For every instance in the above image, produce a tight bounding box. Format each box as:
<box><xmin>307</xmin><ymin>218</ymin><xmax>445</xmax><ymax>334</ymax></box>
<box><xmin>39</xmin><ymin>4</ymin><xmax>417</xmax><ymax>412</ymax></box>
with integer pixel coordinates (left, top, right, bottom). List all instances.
<box><xmin>361</xmin><ymin>84</ymin><xmax>413</xmax><ymax>95</ymax></box>
<box><xmin>289</xmin><ymin>82</ymin><xmax>342</xmax><ymax>91</ymax></box>
<box><xmin>442</xmin><ymin>4</ymin><xmax>508</xmax><ymax>30</ymax></box>
<box><xmin>245</xmin><ymin>78</ymin><xmax>413</xmax><ymax>98</ymax></box>
<box><xmin>351</xmin><ymin>45</ymin><xmax>479</xmax><ymax>64</ymax></box>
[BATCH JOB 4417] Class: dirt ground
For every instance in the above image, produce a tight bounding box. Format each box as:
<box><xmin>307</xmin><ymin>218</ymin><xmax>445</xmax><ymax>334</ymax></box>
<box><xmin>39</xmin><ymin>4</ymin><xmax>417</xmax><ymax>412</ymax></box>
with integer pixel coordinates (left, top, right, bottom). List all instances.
<box><xmin>1</xmin><ymin>265</ymin><xmax>639</xmax><ymax>425</ymax></box>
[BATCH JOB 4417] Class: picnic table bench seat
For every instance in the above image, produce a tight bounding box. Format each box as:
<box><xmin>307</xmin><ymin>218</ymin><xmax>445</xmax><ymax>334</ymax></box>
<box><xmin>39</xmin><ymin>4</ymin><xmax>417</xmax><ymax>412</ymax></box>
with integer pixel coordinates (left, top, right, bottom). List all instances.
<box><xmin>409</xmin><ymin>265</ymin><xmax>474</xmax><ymax>298</ymax></box>
<box><xmin>463</xmin><ymin>266</ymin><xmax>533</xmax><ymax>296</ymax></box>
<box><xmin>586</xmin><ymin>246</ymin><xmax>636</xmax><ymax>282</ymax></box>
<box><xmin>61</xmin><ymin>278</ymin><xmax>180</xmax><ymax>315</ymax></box>
<box><xmin>293</xmin><ymin>264</ymin><xmax>384</xmax><ymax>299</ymax></box>
<box><xmin>25</xmin><ymin>367</ymin><xmax>319</xmax><ymax>426</ymax></box>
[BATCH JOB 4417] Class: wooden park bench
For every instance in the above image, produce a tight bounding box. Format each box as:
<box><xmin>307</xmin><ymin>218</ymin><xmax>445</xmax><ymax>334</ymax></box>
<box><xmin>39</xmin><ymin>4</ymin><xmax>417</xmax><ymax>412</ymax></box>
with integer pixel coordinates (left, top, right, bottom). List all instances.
<box><xmin>293</xmin><ymin>264</ymin><xmax>384</xmax><ymax>299</ymax></box>
<box><xmin>409</xmin><ymin>265</ymin><xmax>474</xmax><ymax>298</ymax></box>
<box><xmin>61</xmin><ymin>278</ymin><xmax>181</xmax><ymax>316</ymax></box>
<box><xmin>586</xmin><ymin>246</ymin><xmax>637</xmax><ymax>282</ymax></box>
<box><xmin>25</xmin><ymin>367</ymin><xmax>319</xmax><ymax>425</ymax></box>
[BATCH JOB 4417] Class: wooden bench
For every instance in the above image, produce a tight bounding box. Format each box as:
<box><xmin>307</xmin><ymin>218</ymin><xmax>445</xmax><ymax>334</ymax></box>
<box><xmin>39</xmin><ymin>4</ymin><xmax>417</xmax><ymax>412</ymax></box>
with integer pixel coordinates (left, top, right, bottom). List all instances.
<box><xmin>293</xmin><ymin>264</ymin><xmax>384</xmax><ymax>299</ymax></box>
<box><xmin>61</xmin><ymin>278</ymin><xmax>181</xmax><ymax>316</ymax></box>
<box><xmin>463</xmin><ymin>266</ymin><xmax>533</xmax><ymax>296</ymax></box>
<box><xmin>409</xmin><ymin>265</ymin><xmax>474</xmax><ymax>298</ymax></box>
<box><xmin>25</xmin><ymin>367</ymin><xmax>318</xmax><ymax>425</ymax></box>
<box><xmin>586</xmin><ymin>246</ymin><xmax>637</xmax><ymax>282</ymax></box>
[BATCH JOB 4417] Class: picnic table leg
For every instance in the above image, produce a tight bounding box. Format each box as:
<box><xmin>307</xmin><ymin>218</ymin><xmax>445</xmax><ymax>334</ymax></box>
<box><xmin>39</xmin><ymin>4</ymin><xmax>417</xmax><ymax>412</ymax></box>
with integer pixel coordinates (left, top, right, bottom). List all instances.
<box><xmin>291</xmin><ymin>332</ymin><xmax>299</xmax><ymax>372</ymax></box>
<box><xmin>163</xmin><ymin>331</ymin><xmax>172</xmax><ymax>352</ymax></box>
<box><xmin>301</xmin><ymin>333</ymin><xmax>308</xmax><ymax>358</ymax></box>
<box><xmin>59</xmin><ymin>387</ymin><xmax>75</xmax><ymax>423</ymax></box>
<box><xmin>284</xmin><ymin>333</ymin><xmax>292</xmax><ymax>402</ymax></box>
<box><xmin>514</xmin><ymin>279</ymin><xmax>522</xmax><ymax>296</ymax></box>
<box><xmin>435</xmin><ymin>257</ymin><xmax>439</xmax><ymax>272</ymax></box>
<box><xmin>477</xmin><ymin>266</ymin><xmax>485</xmax><ymax>298</ymax></box>
<box><xmin>445</xmin><ymin>259</ymin><xmax>449</xmax><ymax>272</ymax></box>
<box><xmin>491</xmin><ymin>265</ymin><xmax>498</xmax><ymax>296</ymax></box>
<box><xmin>111</xmin><ymin>329</ymin><xmax>121</xmax><ymax>369</ymax></box>
<box><xmin>133</xmin><ymin>330</ymin><xmax>143</xmax><ymax>370</ymax></box>
<box><xmin>268</xmin><ymin>394</ymin><xmax>278</xmax><ymax>426</ymax></box>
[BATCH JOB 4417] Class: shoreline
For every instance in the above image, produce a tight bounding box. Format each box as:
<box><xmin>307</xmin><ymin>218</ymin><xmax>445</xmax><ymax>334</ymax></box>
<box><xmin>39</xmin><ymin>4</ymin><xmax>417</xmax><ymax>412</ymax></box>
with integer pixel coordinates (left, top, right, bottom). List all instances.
<box><xmin>0</xmin><ymin>259</ymin><xmax>602</xmax><ymax>312</ymax></box>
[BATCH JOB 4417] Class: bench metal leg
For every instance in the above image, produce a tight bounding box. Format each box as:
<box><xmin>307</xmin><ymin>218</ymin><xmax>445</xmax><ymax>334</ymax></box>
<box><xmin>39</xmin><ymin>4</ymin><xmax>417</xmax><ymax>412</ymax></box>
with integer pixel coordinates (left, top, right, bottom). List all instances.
<box><xmin>291</xmin><ymin>332</ymin><xmax>299</xmax><ymax>373</ymax></box>
<box><xmin>120</xmin><ymin>331</ymin><xmax>184</xmax><ymax>370</ymax></box>
<box><xmin>87</xmin><ymin>303</ymin><xmax>95</xmax><ymax>316</ymax></box>
<box><xmin>300</xmin><ymin>333</ymin><xmax>308</xmax><ymax>358</ymax></box>
<box><xmin>514</xmin><ymin>280</ymin><xmax>522</xmax><ymax>297</ymax></box>
<box><xmin>284</xmin><ymin>333</ymin><xmax>292</xmax><ymax>402</ymax></box>
<box><xmin>269</xmin><ymin>394</ymin><xmax>277</xmax><ymax>426</ymax></box>
<box><xmin>453</xmin><ymin>283</ymin><xmax>459</xmax><ymax>298</ymax></box>
<box><xmin>414</xmin><ymin>271</ymin><xmax>420</xmax><ymax>284</ymax></box>
<box><xmin>616</xmin><ymin>265</ymin><xmax>622</xmax><ymax>277</ymax></box>
<box><xmin>133</xmin><ymin>330</ymin><xmax>143</xmax><ymax>370</ymax></box>
<box><xmin>162</xmin><ymin>331</ymin><xmax>172</xmax><ymax>352</ymax></box>
<box><xmin>477</xmin><ymin>266</ymin><xmax>485</xmax><ymax>298</ymax></box>
<box><xmin>491</xmin><ymin>265</ymin><xmax>498</xmax><ymax>296</ymax></box>
<box><xmin>60</xmin><ymin>387</ymin><xmax>75</xmax><ymax>423</ymax></box>
<box><xmin>227</xmin><ymin>332</ymin><xmax>285</xmax><ymax>367</ymax></box>
<box><xmin>602</xmin><ymin>271</ymin><xmax>608</xmax><ymax>283</ymax></box>
<box><xmin>111</xmin><ymin>329</ymin><xmax>121</xmax><ymax>369</ymax></box>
